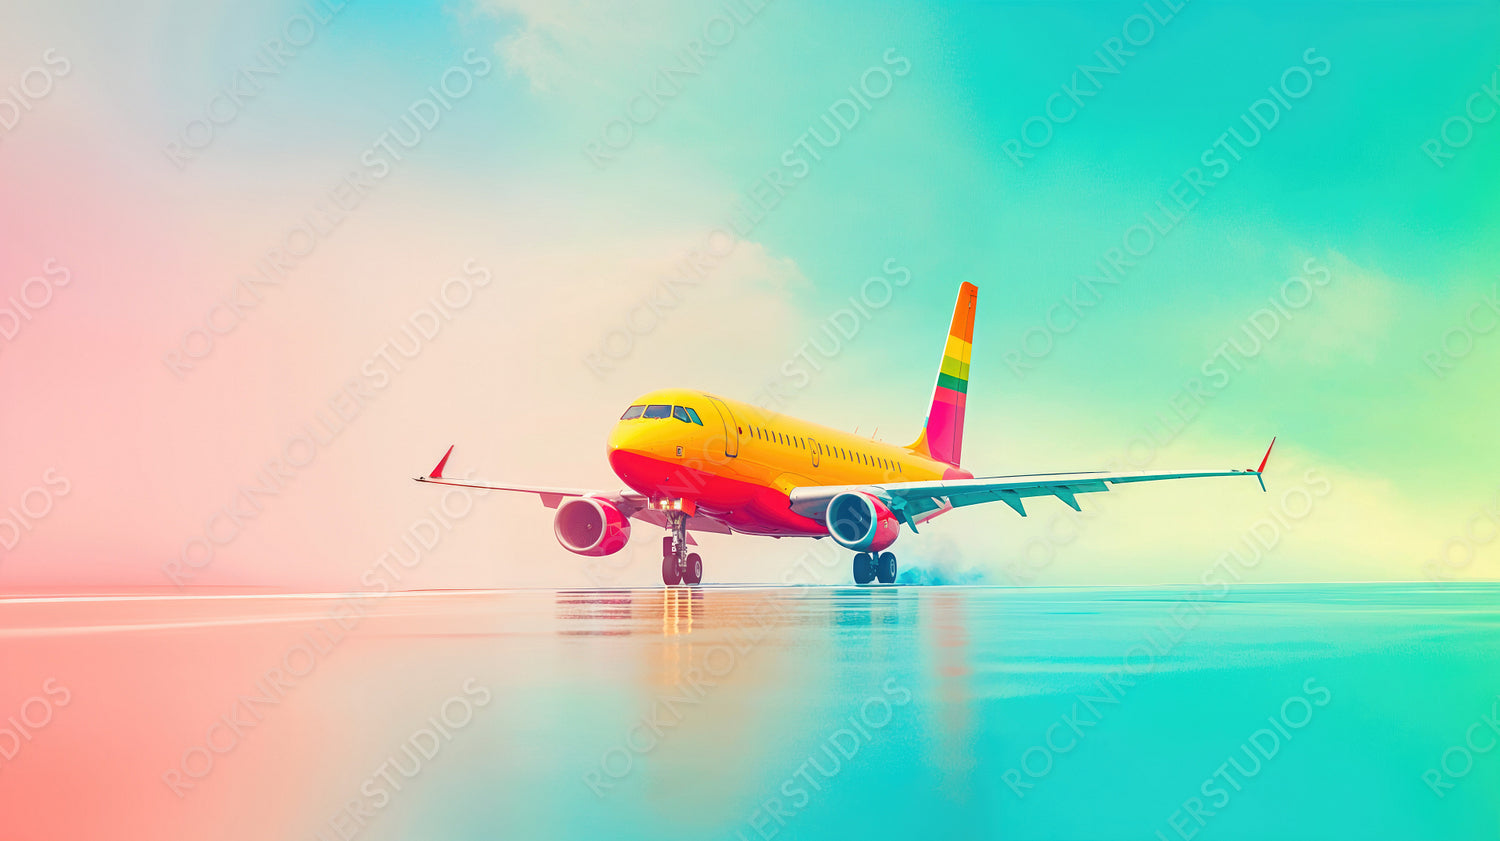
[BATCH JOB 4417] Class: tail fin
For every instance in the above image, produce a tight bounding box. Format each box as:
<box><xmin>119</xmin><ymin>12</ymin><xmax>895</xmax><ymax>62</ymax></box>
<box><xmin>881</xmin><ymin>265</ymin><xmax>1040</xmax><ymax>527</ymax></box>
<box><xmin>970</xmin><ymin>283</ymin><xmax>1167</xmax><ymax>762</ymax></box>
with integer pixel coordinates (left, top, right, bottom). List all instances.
<box><xmin>908</xmin><ymin>282</ymin><xmax>978</xmax><ymax>468</ymax></box>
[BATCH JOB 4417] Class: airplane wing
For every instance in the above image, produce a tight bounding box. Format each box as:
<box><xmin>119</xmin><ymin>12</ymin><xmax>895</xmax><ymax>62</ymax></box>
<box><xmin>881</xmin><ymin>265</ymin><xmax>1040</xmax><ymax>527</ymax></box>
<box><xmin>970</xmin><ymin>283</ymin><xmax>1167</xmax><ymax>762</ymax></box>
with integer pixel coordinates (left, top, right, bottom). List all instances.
<box><xmin>789</xmin><ymin>439</ymin><xmax>1277</xmax><ymax>530</ymax></box>
<box><xmin>411</xmin><ymin>446</ymin><xmax>733</xmax><ymax>536</ymax></box>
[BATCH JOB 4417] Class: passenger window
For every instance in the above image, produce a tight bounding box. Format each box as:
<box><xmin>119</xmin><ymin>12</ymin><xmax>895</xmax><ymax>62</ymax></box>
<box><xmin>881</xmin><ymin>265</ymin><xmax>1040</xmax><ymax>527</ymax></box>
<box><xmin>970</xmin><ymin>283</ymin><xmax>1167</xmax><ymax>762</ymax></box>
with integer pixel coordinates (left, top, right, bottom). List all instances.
<box><xmin>643</xmin><ymin>404</ymin><xmax>671</xmax><ymax>419</ymax></box>
<box><xmin>672</xmin><ymin>406</ymin><xmax>691</xmax><ymax>423</ymax></box>
<box><xmin>684</xmin><ymin>407</ymin><xmax>704</xmax><ymax>425</ymax></box>
<box><xmin>620</xmin><ymin>405</ymin><xmax>645</xmax><ymax>419</ymax></box>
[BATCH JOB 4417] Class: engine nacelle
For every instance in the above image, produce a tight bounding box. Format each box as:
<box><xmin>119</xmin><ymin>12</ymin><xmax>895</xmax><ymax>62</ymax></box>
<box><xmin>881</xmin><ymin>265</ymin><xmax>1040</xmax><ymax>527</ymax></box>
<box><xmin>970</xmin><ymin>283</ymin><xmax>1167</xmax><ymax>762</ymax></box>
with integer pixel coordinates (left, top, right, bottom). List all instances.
<box><xmin>553</xmin><ymin>497</ymin><xmax>632</xmax><ymax>556</ymax></box>
<box><xmin>825</xmin><ymin>491</ymin><xmax>901</xmax><ymax>553</ymax></box>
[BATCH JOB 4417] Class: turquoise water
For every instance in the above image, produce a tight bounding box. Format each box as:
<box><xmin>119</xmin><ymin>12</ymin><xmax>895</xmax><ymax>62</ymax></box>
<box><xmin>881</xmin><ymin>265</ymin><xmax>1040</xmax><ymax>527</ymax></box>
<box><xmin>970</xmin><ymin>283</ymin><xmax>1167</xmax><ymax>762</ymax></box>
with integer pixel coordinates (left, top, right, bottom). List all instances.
<box><xmin>504</xmin><ymin>584</ymin><xmax>1500</xmax><ymax>840</ymax></box>
<box><xmin>5</xmin><ymin>583</ymin><xmax>1497</xmax><ymax>839</ymax></box>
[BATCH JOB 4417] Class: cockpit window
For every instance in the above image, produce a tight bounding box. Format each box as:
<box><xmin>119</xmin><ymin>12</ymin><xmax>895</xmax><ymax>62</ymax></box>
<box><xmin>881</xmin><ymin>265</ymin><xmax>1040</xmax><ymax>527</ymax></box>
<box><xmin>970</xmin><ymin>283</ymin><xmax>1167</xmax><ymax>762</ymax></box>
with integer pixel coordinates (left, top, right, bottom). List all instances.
<box><xmin>631</xmin><ymin>403</ymin><xmax>706</xmax><ymax>423</ymax></box>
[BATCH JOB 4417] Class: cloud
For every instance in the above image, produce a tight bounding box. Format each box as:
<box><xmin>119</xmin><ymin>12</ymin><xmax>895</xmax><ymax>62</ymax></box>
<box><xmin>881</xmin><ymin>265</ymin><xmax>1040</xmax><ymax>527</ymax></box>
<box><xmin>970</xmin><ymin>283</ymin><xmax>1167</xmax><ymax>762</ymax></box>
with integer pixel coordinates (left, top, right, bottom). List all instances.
<box><xmin>1264</xmin><ymin>248</ymin><xmax>1401</xmax><ymax>367</ymax></box>
<box><xmin>471</xmin><ymin>0</ymin><xmax>688</xmax><ymax>96</ymax></box>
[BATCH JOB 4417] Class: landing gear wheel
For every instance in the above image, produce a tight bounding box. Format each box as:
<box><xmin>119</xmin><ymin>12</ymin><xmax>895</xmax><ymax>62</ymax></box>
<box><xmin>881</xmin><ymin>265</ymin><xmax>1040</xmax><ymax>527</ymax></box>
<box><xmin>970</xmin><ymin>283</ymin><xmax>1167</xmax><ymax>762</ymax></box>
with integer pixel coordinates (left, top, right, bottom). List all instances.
<box><xmin>662</xmin><ymin>517</ymin><xmax>698</xmax><ymax>586</ymax></box>
<box><xmin>876</xmin><ymin>552</ymin><xmax>898</xmax><ymax>584</ymax></box>
<box><xmin>853</xmin><ymin>552</ymin><xmax>875</xmax><ymax>585</ymax></box>
<box><xmin>662</xmin><ymin>553</ymin><xmax>681</xmax><ymax>585</ymax></box>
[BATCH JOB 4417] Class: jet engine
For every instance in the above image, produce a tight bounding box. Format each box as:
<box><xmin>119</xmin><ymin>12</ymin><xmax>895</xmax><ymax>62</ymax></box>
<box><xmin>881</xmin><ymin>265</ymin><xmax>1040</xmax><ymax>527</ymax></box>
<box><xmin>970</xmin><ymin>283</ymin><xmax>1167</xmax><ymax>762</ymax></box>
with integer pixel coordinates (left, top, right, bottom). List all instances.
<box><xmin>825</xmin><ymin>491</ymin><xmax>900</xmax><ymax>553</ymax></box>
<box><xmin>553</xmin><ymin>497</ymin><xmax>631</xmax><ymax>556</ymax></box>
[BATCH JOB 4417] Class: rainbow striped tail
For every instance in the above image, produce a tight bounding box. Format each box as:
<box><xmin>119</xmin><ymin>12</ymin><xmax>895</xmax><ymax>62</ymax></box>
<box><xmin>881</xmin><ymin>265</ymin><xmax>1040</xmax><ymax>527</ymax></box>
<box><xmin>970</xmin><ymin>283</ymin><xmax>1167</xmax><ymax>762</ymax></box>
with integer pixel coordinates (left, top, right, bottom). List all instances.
<box><xmin>908</xmin><ymin>282</ymin><xmax>977</xmax><ymax>468</ymax></box>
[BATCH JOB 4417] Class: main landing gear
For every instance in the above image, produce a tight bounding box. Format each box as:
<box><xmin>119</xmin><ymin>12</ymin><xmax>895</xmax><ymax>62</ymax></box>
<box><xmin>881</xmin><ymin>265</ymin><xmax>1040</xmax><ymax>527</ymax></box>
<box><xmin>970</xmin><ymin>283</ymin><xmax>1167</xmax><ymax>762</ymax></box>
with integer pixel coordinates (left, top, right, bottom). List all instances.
<box><xmin>853</xmin><ymin>551</ymin><xmax>898</xmax><ymax>585</ymax></box>
<box><xmin>661</xmin><ymin>510</ymin><xmax>703</xmax><ymax>586</ymax></box>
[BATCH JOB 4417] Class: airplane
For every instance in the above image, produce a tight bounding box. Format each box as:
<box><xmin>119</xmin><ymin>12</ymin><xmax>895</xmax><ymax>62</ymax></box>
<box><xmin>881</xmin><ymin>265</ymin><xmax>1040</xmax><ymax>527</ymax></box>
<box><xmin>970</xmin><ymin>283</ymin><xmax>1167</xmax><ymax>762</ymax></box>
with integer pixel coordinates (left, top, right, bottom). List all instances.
<box><xmin>414</xmin><ymin>282</ymin><xmax>1275</xmax><ymax>585</ymax></box>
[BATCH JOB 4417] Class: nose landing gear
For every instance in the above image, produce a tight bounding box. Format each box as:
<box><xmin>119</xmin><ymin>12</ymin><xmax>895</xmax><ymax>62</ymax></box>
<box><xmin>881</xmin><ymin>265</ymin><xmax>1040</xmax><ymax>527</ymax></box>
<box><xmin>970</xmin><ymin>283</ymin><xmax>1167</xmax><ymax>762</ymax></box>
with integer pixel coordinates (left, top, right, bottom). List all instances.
<box><xmin>661</xmin><ymin>511</ymin><xmax>703</xmax><ymax>586</ymax></box>
<box><xmin>662</xmin><ymin>542</ymin><xmax>681</xmax><ymax>585</ymax></box>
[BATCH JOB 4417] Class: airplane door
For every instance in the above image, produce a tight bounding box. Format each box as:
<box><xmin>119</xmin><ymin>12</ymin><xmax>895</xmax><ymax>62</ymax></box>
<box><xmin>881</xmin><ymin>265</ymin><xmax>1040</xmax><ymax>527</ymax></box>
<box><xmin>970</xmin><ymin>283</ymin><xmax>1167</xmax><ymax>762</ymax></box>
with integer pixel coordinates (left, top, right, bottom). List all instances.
<box><xmin>705</xmin><ymin>396</ymin><xmax>739</xmax><ymax>458</ymax></box>
<box><xmin>808</xmin><ymin>437</ymin><xmax>820</xmax><ymax>468</ymax></box>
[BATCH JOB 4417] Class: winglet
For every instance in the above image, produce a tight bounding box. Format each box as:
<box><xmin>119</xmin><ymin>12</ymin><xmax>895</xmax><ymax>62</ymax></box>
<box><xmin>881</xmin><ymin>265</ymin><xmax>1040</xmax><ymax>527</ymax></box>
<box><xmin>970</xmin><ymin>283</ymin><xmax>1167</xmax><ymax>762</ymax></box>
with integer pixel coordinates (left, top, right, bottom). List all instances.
<box><xmin>1256</xmin><ymin>437</ymin><xmax>1276</xmax><ymax>473</ymax></box>
<box><xmin>429</xmin><ymin>445</ymin><xmax>455</xmax><ymax>479</ymax></box>
<box><xmin>1254</xmin><ymin>437</ymin><xmax>1275</xmax><ymax>492</ymax></box>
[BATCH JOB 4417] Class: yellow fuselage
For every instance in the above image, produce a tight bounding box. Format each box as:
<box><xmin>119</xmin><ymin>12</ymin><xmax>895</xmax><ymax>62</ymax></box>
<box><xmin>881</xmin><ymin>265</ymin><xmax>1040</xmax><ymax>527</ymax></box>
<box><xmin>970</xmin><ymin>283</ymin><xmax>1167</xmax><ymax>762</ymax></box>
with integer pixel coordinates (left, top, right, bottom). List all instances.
<box><xmin>606</xmin><ymin>388</ymin><xmax>968</xmax><ymax>536</ymax></box>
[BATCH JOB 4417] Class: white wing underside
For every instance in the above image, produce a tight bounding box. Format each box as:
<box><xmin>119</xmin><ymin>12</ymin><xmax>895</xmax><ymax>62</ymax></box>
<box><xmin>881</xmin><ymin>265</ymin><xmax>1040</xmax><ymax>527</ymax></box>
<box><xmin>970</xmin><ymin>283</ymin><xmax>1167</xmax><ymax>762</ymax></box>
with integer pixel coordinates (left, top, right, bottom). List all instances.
<box><xmin>787</xmin><ymin>465</ymin><xmax>1269</xmax><ymax>528</ymax></box>
<box><xmin>412</xmin><ymin>474</ymin><xmax>734</xmax><ymax>536</ymax></box>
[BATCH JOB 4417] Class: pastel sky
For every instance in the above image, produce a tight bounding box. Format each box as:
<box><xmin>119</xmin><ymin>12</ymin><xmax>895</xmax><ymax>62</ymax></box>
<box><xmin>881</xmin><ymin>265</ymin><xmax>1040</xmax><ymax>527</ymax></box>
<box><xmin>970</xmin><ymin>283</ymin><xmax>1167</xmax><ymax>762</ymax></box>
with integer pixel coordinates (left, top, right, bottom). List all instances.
<box><xmin>2</xmin><ymin>0</ymin><xmax>1498</xmax><ymax>591</ymax></box>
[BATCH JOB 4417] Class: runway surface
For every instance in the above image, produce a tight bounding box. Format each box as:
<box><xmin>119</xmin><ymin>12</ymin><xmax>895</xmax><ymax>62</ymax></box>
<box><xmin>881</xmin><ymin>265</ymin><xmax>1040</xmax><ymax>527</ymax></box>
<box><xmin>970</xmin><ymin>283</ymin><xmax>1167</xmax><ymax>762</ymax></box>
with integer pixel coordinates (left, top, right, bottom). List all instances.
<box><xmin>2</xmin><ymin>583</ymin><xmax>1496</xmax><ymax>839</ymax></box>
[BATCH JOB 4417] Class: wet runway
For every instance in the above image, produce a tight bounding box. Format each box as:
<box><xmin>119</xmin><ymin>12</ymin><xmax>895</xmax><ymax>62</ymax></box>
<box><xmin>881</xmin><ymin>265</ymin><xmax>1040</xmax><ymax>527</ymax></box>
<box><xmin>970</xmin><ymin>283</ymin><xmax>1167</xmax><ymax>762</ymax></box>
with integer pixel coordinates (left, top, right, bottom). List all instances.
<box><xmin>2</xmin><ymin>583</ymin><xmax>1497</xmax><ymax>839</ymax></box>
